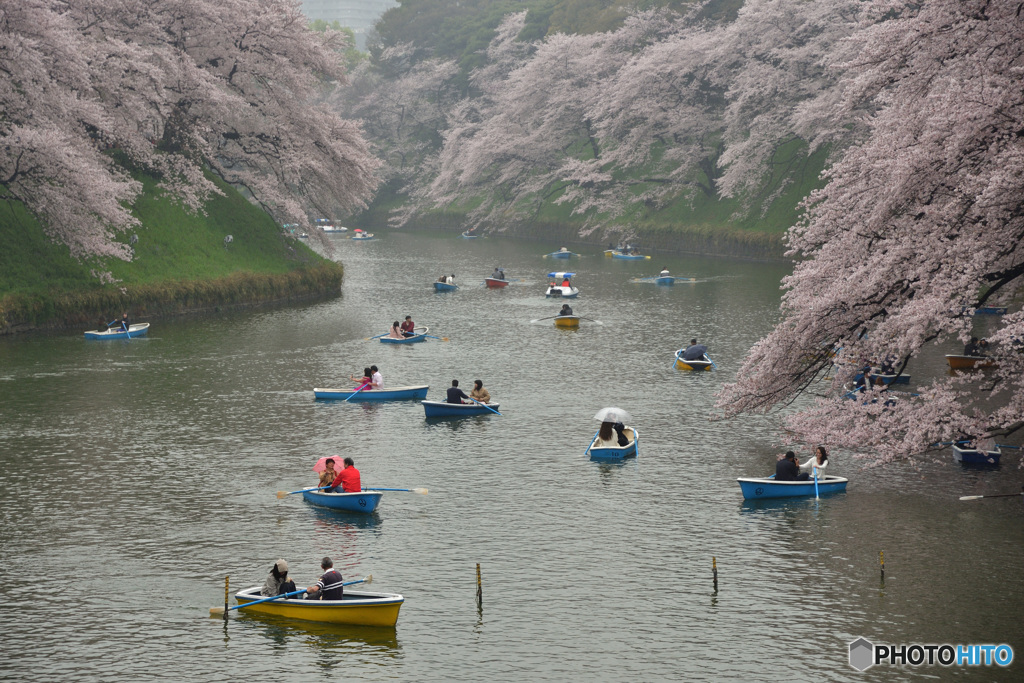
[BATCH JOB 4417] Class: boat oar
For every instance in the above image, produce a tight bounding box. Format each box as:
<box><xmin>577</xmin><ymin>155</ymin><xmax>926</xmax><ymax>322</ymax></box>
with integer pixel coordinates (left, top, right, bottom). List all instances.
<box><xmin>209</xmin><ymin>576</ymin><xmax>372</xmax><ymax>616</ymax></box>
<box><xmin>467</xmin><ymin>396</ymin><xmax>501</xmax><ymax>416</ymax></box>
<box><xmin>576</xmin><ymin>316</ymin><xmax>604</xmax><ymax>325</ymax></box>
<box><xmin>585</xmin><ymin>431</ymin><xmax>599</xmax><ymax>456</ymax></box>
<box><xmin>960</xmin><ymin>489</ymin><xmax>1024</xmax><ymax>501</ymax></box>
<box><xmin>530</xmin><ymin>316</ymin><xmax>560</xmax><ymax>323</ymax></box>
<box><xmin>813</xmin><ymin>466</ymin><xmax>819</xmax><ymax>499</ymax></box>
<box><xmin>276</xmin><ymin>485</ymin><xmax>332</xmax><ymax>499</ymax></box>
<box><xmin>704</xmin><ymin>354</ymin><xmax>718</xmax><ymax>370</ymax></box>
<box><xmin>420</xmin><ymin>334</ymin><xmax>450</xmax><ymax>341</ymax></box>
<box><xmin>345</xmin><ymin>383</ymin><xmax>371</xmax><ymax>402</ymax></box>
<box><xmin>363</xmin><ymin>333</ymin><xmax>388</xmax><ymax>341</ymax></box>
<box><xmin>364</xmin><ymin>487</ymin><xmax>428</xmax><ymax>494</ymax></box>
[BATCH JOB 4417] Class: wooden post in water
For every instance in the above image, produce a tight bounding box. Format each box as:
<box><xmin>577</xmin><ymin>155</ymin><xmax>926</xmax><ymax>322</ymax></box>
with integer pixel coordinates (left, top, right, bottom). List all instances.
<box><xmin>712</xmin><ymin>556</ymin><xmax>718</xmax><ymax>592</ymax></box>
<box><xmin>879</xmin><ymin>551</ymin><xmax>885</xmax><ymax>582</ymax></box>
<box><xmin>223</xmin><ymin>576</ymin><xmax>229</xmax><ymax>620</ymax></box>
<box><xmin>475</xmin><ymin>563</ymin><xmax>483</xmax><ymax>608</ymax></box>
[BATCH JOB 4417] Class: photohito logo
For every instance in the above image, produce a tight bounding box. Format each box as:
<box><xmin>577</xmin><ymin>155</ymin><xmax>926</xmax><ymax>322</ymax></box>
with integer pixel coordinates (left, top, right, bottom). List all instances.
<box><xmin>849</xmin><ymin>638</ymin><xmax>1014</xmax><ymax>671</ymax></box>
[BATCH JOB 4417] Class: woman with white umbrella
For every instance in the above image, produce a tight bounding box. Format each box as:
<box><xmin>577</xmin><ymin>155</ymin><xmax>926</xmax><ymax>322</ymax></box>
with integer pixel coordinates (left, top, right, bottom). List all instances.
<box><xmin>589</xmin><ymin>407</ymin><xmax>637</xmax><ymax>457</ymax></box>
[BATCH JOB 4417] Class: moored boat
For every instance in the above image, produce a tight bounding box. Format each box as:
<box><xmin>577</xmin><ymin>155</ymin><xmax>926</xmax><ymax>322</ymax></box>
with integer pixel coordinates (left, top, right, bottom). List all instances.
<box><xmin>313</xmin><ymin>385</ymin><xmax>429</xmax><ymax>401</ymax></box>
<box><xmin>945</xmin><ymin>354</ymin><xmax>996</xmax><ymax>370</ymax></box>
<box><xmin>434</xmin><ymin>281</ymin><xmax>458</xmax><ymax>292</ymax></box>
<box><xmin>484</xmin><ymin>277</ymin><xmax>510</xmax><ymax>288</ymax></box>
<box><xmin>545</xmin><ymin>272</ymin><xmax>578</xmax><ymax>298</ymax></box>
<box><xmin>586</xmin><ymin>427</ymin><xmax>638</xmax><ymax>460</ymax></box>
<box><xmin>952</xmin><ymin>444</ymin><xmax>1001</xmax><ymax>466</ymax></box>
<box><xmin>554</xmin><ymin>315</ymin><xmax>579</xmax><ymax>328</ymax></box>
<box><xmin>611</xmin><ymin>251</ymin><xmax>650</xmax><ymax>260</ymax></box>
<box><xmin>301</xmin><ymin>487</ymin><xmax>384</xmax><ymax>512</ymax></box>
<box><xmin>674</xmin><ymin>350</ymin><xmax>714</xmax><ymax>371</ymax></box>
<box><xmin>380</xmin><ymin>326</ymin><xmax>430</xmax><ymax>344</ymax></box>
<box><xmin>232</xmin><ymin>586</ymin><xmax>403</xmax><ymax>626</ymax></box>
<box><xmin>422</xmin><ymin>400</ymin><xmax>499</xmax><ymax>418</ymax></box>
<box><xmin>84</xmin><ymin>322</ymin><xmax>150</xmax><ymax>340</ymax></box>
<box><xmin>737</xmin><ymin>475</ymin><xmax>849</xmax><ymax>499</ymax></box>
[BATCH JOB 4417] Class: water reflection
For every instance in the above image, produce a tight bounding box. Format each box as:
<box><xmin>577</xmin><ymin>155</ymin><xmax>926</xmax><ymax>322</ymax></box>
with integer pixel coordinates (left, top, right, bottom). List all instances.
<box><xmin>235</xmin><ymin>612</ymin><xmax>401</xmax><ymax>655</ymax></box>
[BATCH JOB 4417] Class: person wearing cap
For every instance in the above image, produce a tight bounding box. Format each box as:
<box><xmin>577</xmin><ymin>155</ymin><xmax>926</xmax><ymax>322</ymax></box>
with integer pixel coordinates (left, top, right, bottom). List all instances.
<box><xmin>260</xmin><ymin>559</ymin><xmax>296</xmax><ymax>596</ymax></box>
<box><xmin>370</xmin><ymin>365</ymin><xmax>383</xmax><ymax>390</ymax></box>
<box><xmin>329</xmin><ymin>457</ymin><xmax>361</xmax><ymax>493</ymax></box>
<box><xmin>681</xmin><ymin>339</ymin><xmax>708</xmax><ymax>361</ymax></box>
<box><xmin>306</xmin><ymin>557</ymin><xmax>344</xmax><ymax>600</ymax></box>
<box><xmin>400</xmin><ymin>315</ymin><xmax>416</xmax><ymax>337</ymax></box>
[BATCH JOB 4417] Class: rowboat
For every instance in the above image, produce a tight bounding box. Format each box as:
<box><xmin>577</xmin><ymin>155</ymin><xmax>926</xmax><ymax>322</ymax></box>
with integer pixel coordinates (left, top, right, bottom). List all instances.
<box><xmin>545</xmin><ymin>272</ymin><xmax>578</xmax><ymax>298</ymax></box>
<box><xmin>952</xmin><ymin>444</ymin><xmax>1001</xmax><ymax>466</ymax></box>
<box><xmin>586</xmin><ymin>427</ymin><xmax>638</xmax><ymax>460</ymax></box>
<box><xmin>434</xmin><ymin>281</ymin><xmax>458</xmax><ymax>292</ymax></box>
<box><xmin>351</xmin><ymin>229</ymin><xmax>375</xmax><ymax>240</ymax></box>
<box><xmin>380</xmin><ymin>326</ymin><xmax>430</xmax><ymax>344</ymax></box>
<box><xmin>422</xmin><ymin>400</ymin><xmax>499</xmax><ymax>417</ymax></box>
<box><xmin>674</xmin><ymin>350</ymin><xmax>714</xmax><ymax>371</ymax></box>
<box><xmin>655</xmin><ymin>276</ymin><xmax>675</xmax><ymax>285</ymax></box>
<box><xmin>554</xmin><ymin>315</ymin><xmax>579</xmax><ymax>328</ymax></box>
<box><xmin>313</xmin><ymin>385</ymin><xmax>429</xmax><ymax>401</ymax></box>
<box><xmin>460</xmin><ymin>231</ymin><xmax>479</xmax><ymax>239</ymax></box>
<box><xmin>946</xmin><ymin>354</ymin><xmax>996</xmax><ymax>370</ymax></box>
<box><xmin>301</xmin><ymin>487</ymin><xmax>384</xmax><ymax>512</ymax></box>
<box><xmin>484</xmin><ymin>277</ymin><xmax>509</xmax><ymax>288</ymax></box>
<box><xmin>964</xmin><ymin>306</ymin><xmax>1007</xmax><ymax>315</ymax></box>
<box><xmin>604</xmin><ymin>249</ymin><xmax>616</xmax><ymax>257</ymax></box>
<box><xmin>84</xmin><ymin>322</ymin><xmax>150</xmax><ymax>340</ymax></box>
<box><xmin>737</xmin><ymin>475</ymin><xmax>849</xmax><ymax>499</ymax></box>
<box><xmin>631</xmin><ymin>276</ymin><xmax>698</xmax><ymax>285</ymax></box>
<box><xmin>853</xmin><ymin>371</ymin><xmax>910</xmax><ymax>386</ymax></box>
<box><xmin>232</xmin><ymin>586</ymin><xmax>403</xmax><ymax>626</ymax></box>
<box><xmin>611</xmin><ymin>251</ymin><xmax>650</xmax><ymax>260</ymax></box>
<box><xmin>546</xmin><ymin>250</ymin><xmax>576</xmax><ymax>259</ymax></box>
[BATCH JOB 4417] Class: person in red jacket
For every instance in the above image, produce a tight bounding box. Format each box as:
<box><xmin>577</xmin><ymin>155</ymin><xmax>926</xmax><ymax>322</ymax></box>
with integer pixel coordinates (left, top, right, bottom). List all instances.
<box><xmin>330</xmin><ymin>457</ymin><xmax>361</xmax><ymax>493</ymax></box>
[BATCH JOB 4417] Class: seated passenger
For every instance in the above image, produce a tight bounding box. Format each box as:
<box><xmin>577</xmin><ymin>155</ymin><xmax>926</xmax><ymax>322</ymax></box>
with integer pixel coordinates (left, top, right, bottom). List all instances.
<box><xmin>559</xmin><ymin>303</ymin><xmax>573</xmax><ymax>316</ymax></box>
<box><xmin>964</xmin><ymin>336</ymin><xmax>982</xmax><ymax>356</ymax></box>
<box><xmin>446</xmin><ymin>274</ymin><xmax>455</xmax><ymax>285</ymax></box>
<box><xmin>561</xmin><ymin>277</ymin><xmax>571</xmax><ymax>287</ymax></box>
<box><xmin>775</xmin><ymin>451</ymin><xmax>808</xmax><ymax>481</ymax></box>
<box><xmin>349</xmin><ymin>367</ymin><xmax>372</xmax><ymax>389</ymax></box>
<box><xmin>401</xmin><ymin>316</ymin><xmax>415</xmax><ymax>337</ymax></box>
<box><xmin>491</xmin><ymin>267</ymin><xmax>505</xmax><ymax>280</ymax></box>
<box><xmin>469</xmin><ymin>379</ymin><xmax>490</xmax><ymax>404</ymax></box>
<box><xmin>306</xmin><ymin>557</ymin><xmax>344</xmax><ymax>601</ymax></box>
<box><xmin>446</xmin><ymin>379</ymin><xmax>469</xmax><ymax>404</ymax></box>
<box><xmin>593</xmin><ymin>421</ymin><xmax>632</xmax><ymax>448</ymax></box>
<box><xmin>799</xmin><ymin>446</ymin><xmax>829</xmax><ymax>475</ymax></box>
<box><xmin>261</xmin><ymin>559</ymin><xmax>297</xmax><ymax>597</ymax></box>
<box><xmin>388</xmin><ymin>321</ymin><xmax>404</xmax><ymax>339</ymax></box>
<box><xmin>318</xmin><ymin>458</ymin><xmax>338</xmax><ymax>489</ymax></box>
<box><xmin>681</xmin><ymin>339</ymin><xmax>708</xmax><ymax>361</ymax></box>
<box><xmin>660</xmin><ymin>267</ymin><xmax>670</xmax><ymax>277</ymax></box>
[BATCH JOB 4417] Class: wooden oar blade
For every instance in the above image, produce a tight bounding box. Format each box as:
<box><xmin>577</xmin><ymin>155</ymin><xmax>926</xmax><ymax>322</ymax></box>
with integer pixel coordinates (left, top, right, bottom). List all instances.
<box><xmin>276</xmin><ymin>490</ymin><xmax>288</xmax><ymax>499</ymax></box>
<box><xmin>413</xmin><ymin>488</ymin><xmax>428</xmax><ymax>494</ymax></box>
<box><xmin>363</xmin><ymin>574</ymin><xmax>372</xmax><ymax>585</ymax></box>
<box><xmin>959</xmin><ymin>496</ymin><xmax>984</xmax><ymax>501</ymax></box>
<box><xmin>209</xmin><ymin>606</ymin><xmax>226</xmax><ymax>615</ymax></box>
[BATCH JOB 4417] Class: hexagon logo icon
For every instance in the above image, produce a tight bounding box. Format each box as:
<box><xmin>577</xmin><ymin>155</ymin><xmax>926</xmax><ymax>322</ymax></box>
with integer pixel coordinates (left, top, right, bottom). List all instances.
<box><xmin>849</xmin><ymin>637</ymin><xmax>875</xmax><ymax>671</ymax></box>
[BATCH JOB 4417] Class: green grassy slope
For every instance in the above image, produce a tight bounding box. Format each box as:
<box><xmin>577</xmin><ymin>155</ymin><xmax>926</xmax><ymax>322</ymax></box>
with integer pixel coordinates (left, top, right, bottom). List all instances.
<box><xmin>0</xmin><ymin>172</ymin><xmax>342</xmax><ymax>331</ymax></box>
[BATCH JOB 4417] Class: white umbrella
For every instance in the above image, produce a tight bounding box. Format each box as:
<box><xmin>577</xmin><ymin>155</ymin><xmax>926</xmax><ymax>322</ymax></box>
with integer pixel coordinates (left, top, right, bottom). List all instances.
<box><xmin>594</xmin><ymin>407</ymin><xmax>632</xmax><ymax>423</ymax></box>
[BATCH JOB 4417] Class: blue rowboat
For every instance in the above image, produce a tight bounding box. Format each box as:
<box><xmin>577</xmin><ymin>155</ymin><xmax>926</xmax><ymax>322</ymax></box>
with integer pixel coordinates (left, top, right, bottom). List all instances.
<box><xmin>460</xmin><ymin>231</ymin><xmax>479</xmax><ymax>239</ymax></box>
<box><xmin>655</xmin><ymin>276</ymin><xmax>675</xmax><ymax>285</ymax></box>
<box><xmin>301</xmin><ymin>487</ymin><xmax>384</xmax><ymax>512</ymax></box>
<box><xmin>380</xmin><ymin>326</ymin><xmax>430</xmax><ymax>344</ymax></box>
<box><xmin>422</xmin><ymin>400</ymin><xmax>500</xmax><ymax>418</ymax></box>
<box><xmin>84</xmin><ymin>322</ymin><xmax>150</xmax><ymax>340</ymax></box>
<box><xmin>737</xmin><ymin>475</ymin><xmax>848</xmax><ymax>499</ymax></box>
<box><xmin>853</xmin><ymin>372</ymin><xmax>910</xmax><ymax>385</ymax></box>
<box><xmin>611</xmin><ymin>251</ymin><xmax>650</xmax><ymax>260</ymax></box>
<box><xmin>434</xmin><ymin>281</ymin><xmax>458</xmax><ymax>292</ymax></box>
<box><xmin>952</xmin><ymin>444</ymin><xmax>1000</xmax><ymax>466</ymax></box>
<box><xmin>546</xmin><ymin>250</ymin><xmax>575</xmax><ymax>259</ymax></box>
<box><xmin>586</xmin><ymin>427</ymin><xmax>638</xmax><ymax>460</ymax></box>
<box><xmin>314</xmin><ymin>385</ymin><xmax>429</xmax><ymax>401</ymax></box>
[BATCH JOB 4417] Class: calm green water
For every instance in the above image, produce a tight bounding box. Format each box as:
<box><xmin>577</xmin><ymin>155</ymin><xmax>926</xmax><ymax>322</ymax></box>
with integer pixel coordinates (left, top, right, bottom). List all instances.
<box><xmin>1</xmin><ymin>231</ymin><xmax>1021</xmax><ymax>681</ymax></box>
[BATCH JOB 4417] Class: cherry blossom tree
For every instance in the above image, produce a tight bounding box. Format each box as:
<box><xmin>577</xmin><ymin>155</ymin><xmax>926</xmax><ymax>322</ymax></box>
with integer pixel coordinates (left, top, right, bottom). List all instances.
<box><xmin>1</xmin><ymin>0</ymin><xmax>379</xmax><ymax>263</ymax></box>
<box><xmin>717</xmin><ymin>0</ymin><xmax>1024</xmax><ymax>462</ymax></box>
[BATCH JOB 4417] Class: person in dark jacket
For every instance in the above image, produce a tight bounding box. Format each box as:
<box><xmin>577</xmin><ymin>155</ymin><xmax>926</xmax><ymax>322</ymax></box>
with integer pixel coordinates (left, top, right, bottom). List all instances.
<box><xmin>446</xmin><ymin>379</ymin><xmax>470</xmax><ymax>404</ymax></box>
<box><xmin>682</xmin><ymin>339</ymin><xmax>708</xmax><ymax>361</ymax></box>
<box><xmin>306</xmin><ymin>557</ymin><xmax>344</xmax><ymax>600</ymax></box>
<box><xmin>775</xmin><ymin>451</ymin><xmax>809</xmax><ymax>481</ymax></box>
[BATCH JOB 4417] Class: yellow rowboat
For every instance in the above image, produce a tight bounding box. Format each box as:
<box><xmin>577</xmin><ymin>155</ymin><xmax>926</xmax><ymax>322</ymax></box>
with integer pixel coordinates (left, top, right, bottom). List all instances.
<box><xmin>554</xmin><ymin>315</ymin><xmax>579</xmax><ymax>328</ymax></box>
<box><xmin>945</xmin><ymin>354</ymin><xmax>996</xmax><ymax>370</ymax></box>
<box><xmin>674</xmin><ymin>351</ymin><xmax>715</xmax><ymax>371</ymax></box>
<box><xmin>233</xmin><ymin>587</ymin><xmax>404</xmax><ymax>626</ymax></box>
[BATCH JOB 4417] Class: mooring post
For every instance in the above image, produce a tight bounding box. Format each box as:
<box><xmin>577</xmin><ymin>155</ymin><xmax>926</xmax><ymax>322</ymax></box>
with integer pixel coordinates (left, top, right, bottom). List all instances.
<box><xmin>712</xmin><ymin>556</ymin><xmax>718</xmax><ymax>592</ymax></box>
<box><xmin>476</xmin><ymin>563</ymin><xmax>483</xmax><ymax>608</ymax></box>
<box><xmin>223</xmin><ymin>575</ymin><xmax>230</xmax><ymax>620</ymax></box>
<box><xmin>880</xmin><ymin>551</ymin><xmax>885</xmax><ymax>581</ymax></box>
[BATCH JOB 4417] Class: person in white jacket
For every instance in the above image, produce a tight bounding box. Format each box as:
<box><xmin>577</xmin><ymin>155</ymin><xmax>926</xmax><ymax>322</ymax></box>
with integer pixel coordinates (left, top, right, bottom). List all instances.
<box><xmin>799</xmin><ymin>446</ymin><xmax>829</xmax><ymax>476</ymax></box>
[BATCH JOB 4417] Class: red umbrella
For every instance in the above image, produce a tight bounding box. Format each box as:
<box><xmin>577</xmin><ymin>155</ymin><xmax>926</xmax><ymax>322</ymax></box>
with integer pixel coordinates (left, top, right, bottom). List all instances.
<box><xmin>313</xmin><ymin>456</ymin><xmax>342</xmax><ymax>473</ymax></box>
